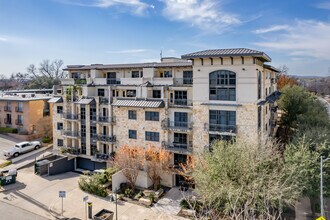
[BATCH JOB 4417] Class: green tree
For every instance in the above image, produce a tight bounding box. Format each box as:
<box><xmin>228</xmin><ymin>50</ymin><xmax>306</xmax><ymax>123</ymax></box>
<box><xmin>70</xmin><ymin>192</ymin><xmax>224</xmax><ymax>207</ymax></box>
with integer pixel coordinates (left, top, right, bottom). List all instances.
<box><xmin>191</xmin><ymin>140</ymin><xmax>318</xmax><ymax>219</ymax></box>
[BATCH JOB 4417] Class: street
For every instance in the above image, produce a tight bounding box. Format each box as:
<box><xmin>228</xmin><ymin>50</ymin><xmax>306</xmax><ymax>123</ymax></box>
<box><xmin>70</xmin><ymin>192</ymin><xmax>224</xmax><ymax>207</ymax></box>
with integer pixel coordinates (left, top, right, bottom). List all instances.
<box><xmin>0</xmin><ymin>200</ymin><xmax>48</xmax><ymax>220</ymax></box>
<box><xmin>0</xmin><ymin>134</ymin><xmax>20</xmax><ymax>161</ymax></box>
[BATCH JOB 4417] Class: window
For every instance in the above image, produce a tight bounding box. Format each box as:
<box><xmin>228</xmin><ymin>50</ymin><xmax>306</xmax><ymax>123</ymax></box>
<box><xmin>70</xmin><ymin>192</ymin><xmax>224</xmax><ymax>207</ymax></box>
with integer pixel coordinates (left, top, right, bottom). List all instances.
<box><xmin>112</xmin><ymin>90</ymin><xmax>116</xmax><ymax>97</ymax></box>
<box><xmin>258</xmin><ymin>71</ymin><xmax>262</xmax><ymax>99</ymax></box>
<box><xmin>174</xmin><ymin>112</ymin><xmax>188</xmax><ymax>127</ymax></box>
<box><xmin>127</xmin><ymin>90</ymin><xmax>136</xmax><ymax>97</ymax></box>
<box><xmin>164</xmin><ymin>70</ymin><xmax>172</xmax><ymax>78</ymax></box>
<box><xmin>174</xmin><ymin>153</ymin><xmax>187</xmax><ymax>166</ymax></box>
<box><xmin>174</xmin><ymin>133</ymin><xmax>187</xmax><ymax>146</ymax></box>
<box><xmin>129</xmin><ymin>130</ymin><xmax>137</xmax><ymax>139</ymax></box>
<box><xmin>91</xmin><ymin>144</ymin><xmax>97</xmax><ymax>155</ymax></box>
<box><xmin>200</xmin><ymin>58</ymin><xmax>204</xmax><ymax>65</ymax></box>
<box><xmin>90</xmin><ymin>126</ymin><xmax>97</xmax><ymax>138</ymax></box>
<box><xmin>258</xmin><ymin>106</ymin><xmax>262</xmax><ymax>130</ymax></box>
<box><xmin>71</xmin><ymin>72</ymin><xmax>80</xmax><ymax>79</ymax></box>
<box><xmin>80</xmin><ymin>107</ymin><xmax>86</xmax><ymax>120</ymax></box>
<box><xmin>145</xmin><ymin>131</ymin><xmax>159</xmax><ymax>142</ymax></box>
<box><xmin>265</xmin><ymin>88</ymin><xmax>268</xmax><ymax>96</ymax></box>
<box><xmin>81</xmin><ymin>125</ymin><xmax>86</xmax><ymax>137</ymax></box>
<box><xmin>57</xmin><ymin>122</ymin><xmax>63</xmax><ymax>130</ymax></box>
<box><xmin>57</xmin><ymin>106</ymin><xmax>63</xmax><ymax>114</ymax></box>
<box><xmin>128</xmin><ymin>110</ymin><xmax>137</xmax><ymax>120</ymax></box>
<box><xmin>174</xmin><ymin>91</ymin><xmax>188</xmax><ymax>105</ymax></box>
<box><xmin>81</xmin><ymin>143</ymin><xmax>86</xmax><ymax>155</ymax></box>
<box><xmin>90</xmin><ymin>108</ymin><xmax>96</xmax><ymax>120</ymax></box>
<box><xmin>132</xmin><ymin>71</ymin><xmax>140</xmax><ymax>78</ymax></box>
<box><xmin>153</xmin><ymin>90</ymin><xmax>161</xmax><ymax>98</ymax></box>
<box><xmin>98</xmin><ymin>89</ymin><xmax>105</xmax><ymax>97</ymax></box>
<box><xmin>183</xmin><ymin>71</ymin><xmax>193</xmax><ymax>84</ymax></box>
<box><xmin>17</xmin><ymin>115</ymin><xmax>23</xmax><ymax>125</ymax></box>
<box><xmin>17</xmin><ymin>102</ymin><xmax>23</xmax><ymax>112</ymax></box>
<box><xmin>145</xmin><ymin>111</ymin><xmax>159</xmax><ymax>121</ymax></box>
<box><xmin>209</xmin><ymin>70</ymin><xmax>236</xmax><ymax>101</ymax></box>
<box><xmin>57</xmin><ymin>139</ymin><xmax>63</xmax><ymax>147</ymax></box>
<box><xmin>209</xmin><ymin>110</ymin><xmax>236</xmax><ymax>133</ymax></box>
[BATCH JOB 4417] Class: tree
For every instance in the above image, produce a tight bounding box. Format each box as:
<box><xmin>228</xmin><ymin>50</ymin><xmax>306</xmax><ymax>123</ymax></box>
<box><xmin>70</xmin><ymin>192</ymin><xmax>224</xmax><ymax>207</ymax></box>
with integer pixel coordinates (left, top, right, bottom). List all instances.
<box><xmin>26</xmin><ymin>59</ymin><xmax>65</xmax><ymax>89</ymax></box>
<box><xmin>189</xmin><ymin>140</ymin><xmax>317</xmax><ymax>219</ymax></box>
<box><xmin>145</xmin><ymin>145</ymin><xmax>171</xmax><ymax>191</ymax></box>
<box><xmin>35</xmin><ymin>116</ymin><xmax>52</xmax><ymax>139</ymax></box>
<box><xmin>114</xmin><ymin>145</ymin><xmax>144</xmax><ymax>190</ymax></box>
<box><xmin>277</xmin><ymin>66</ymin><xmax>298</xmax><ymax>91</ymax></box>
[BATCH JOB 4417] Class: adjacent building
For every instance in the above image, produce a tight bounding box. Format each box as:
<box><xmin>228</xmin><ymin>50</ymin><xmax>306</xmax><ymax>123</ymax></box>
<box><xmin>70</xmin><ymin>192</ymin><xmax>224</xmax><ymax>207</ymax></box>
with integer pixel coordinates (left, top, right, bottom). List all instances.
<box><xmin>51</xmin><ymin>48</ymin><xmax>280</xmax><ymax>186</ymax></box>
<box><xmin>0</xmin><ymin>92</ymin><xmax>52</xmax><ymax>134</ymax></box>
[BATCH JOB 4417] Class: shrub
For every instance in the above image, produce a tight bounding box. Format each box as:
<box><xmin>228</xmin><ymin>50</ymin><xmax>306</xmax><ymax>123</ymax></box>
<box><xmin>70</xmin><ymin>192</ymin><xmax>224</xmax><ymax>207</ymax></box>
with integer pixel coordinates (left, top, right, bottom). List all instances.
<box><xmin>124</xmin><ymin>188</ymin><xmax>134</xmax><ymax>198</ymax></box>
<box><xmin>0</xmin><ymin>160</ymin><xmax>12</xmax><ymax>168</ymax></box>
<box><xmin>42</xmin><ymin>136</ymin><xmax>51</xmax><ymax>143</ymax></box>
<box><xmin>149</xmin><ymin>192</ymin><xmax>155</xmax><ymax>203</ymax></box>
<box><xmin>0</xmin><ymin>127</ymin><xmax>17</xmax><ymax>133</ymax></box>
<box><xmin>78</xmin><ymin>174</ymin><xmax>108</xmax><ymax>197</ymax></box>
<box><xmin>180</xmin><ymin>199</ymin><xmax>190</xmax><ymax>209</ymax></box>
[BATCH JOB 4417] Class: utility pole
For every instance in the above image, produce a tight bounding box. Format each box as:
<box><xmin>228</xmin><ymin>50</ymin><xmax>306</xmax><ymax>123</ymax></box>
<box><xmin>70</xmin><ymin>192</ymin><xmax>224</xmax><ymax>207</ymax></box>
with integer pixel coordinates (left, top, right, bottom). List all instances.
<box><xmin>320</xmin><ymin>156</ymin><xmax>330</xmax><ymax>217</ymax></box>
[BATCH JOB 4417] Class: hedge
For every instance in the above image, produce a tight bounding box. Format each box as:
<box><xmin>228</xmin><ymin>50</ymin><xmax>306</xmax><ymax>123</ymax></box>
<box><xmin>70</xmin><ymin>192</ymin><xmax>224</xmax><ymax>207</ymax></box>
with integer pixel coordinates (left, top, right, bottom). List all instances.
<box><xmin>0</xmin><ymin>127</ymin><xmax>18</xmax><ymax>133</ymax></box>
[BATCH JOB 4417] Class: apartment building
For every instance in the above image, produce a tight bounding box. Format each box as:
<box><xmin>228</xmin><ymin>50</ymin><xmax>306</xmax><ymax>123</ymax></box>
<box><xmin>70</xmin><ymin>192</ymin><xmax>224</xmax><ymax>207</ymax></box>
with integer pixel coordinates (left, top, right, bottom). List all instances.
<box><xmin>0</xmin><ymin>92</ymin><xmax>52</xmax><ymax>134</ymax></box>
<box><xmin>51</xmin><ymin>48</ymin><xmax>280</xmax><ymax>186</ymax></box>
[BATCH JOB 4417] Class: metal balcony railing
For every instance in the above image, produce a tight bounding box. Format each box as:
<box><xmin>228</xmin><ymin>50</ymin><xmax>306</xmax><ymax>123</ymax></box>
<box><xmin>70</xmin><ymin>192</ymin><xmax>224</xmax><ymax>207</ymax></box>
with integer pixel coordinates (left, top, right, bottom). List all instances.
<box><xmin>162</xmin><ymin>142</ymin><xmax>193</xmax><ymax>154</ymax></box>
<box><xmin>74</xmin><ymin>78</ymin><xmax>87</xmax><ymax>85</ymax></box>
<box><xmin>97</xmin><ymin>134</ymin><xmax>116</xmax><ymax>143</ymax></box>
<box><xmin>206</xmin><ymin>124</ymin><xmax>237</xmax><ymax>133</ymax></box>
<box><xmin>98</xmin><ymin>116</ymin><xmax>115</xmax><ymax>124</ymax></box>
<box><xmin>63</xmin><ymin>113</ymin><xmax>79</xmax><ymax>120</ymax></box>
<box><xmin>106</xmin><ymin>78</ymin><xmax>121</xmax><ymax>85</ymax></box>
<box><xmin>61</xmin><ymin>130</ymin><xmax>79</xmax><ymax>137</ymax></box>
<box><xmin>4</xmin><ymin>118</ymin><xmax>11</xmax><ymax>124</ymax></box>
<box><xmin>61</xmin><ymin>146</ymin><xmax>81</xmax><ymax>155</ymax></box>
<box><xmin>169</xmin><ymin>99</ymin><xmax>193</xmax><ymax>107</ymax></box>
<box><xmin>162</xmin><ymin>119</ymin><xmax>193</xmax><ymax>131</ymax></box>
<box><xmin>15</xmin><ymin>106</ymin><xmax>23</xmax><ymax>112</ymax></box>
<box><xmin>99</xmin><ymin>97</ymin><xmax>109</xmax><ymax>104</ymax></box>
<box><xmin>15</xmin><ymin>119</ymin><xmax>23</xmax><ymax>125</ymax></box>
<box><xmin>4</xmin><ymin>106</ymin><xmax>11</xmax><ymax>112</ymax></box>
<box><xmin>173</xmin><ymin>78</ymin><xmax>193</xmax><ymax>85</ymax></box>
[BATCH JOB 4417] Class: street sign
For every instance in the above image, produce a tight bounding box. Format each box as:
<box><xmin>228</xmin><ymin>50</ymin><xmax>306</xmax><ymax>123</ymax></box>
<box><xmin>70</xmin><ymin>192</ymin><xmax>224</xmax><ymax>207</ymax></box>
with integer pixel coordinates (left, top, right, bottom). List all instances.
<box><xmin>83</xmin><ymin>196</ymin><xmax>88</xmax><ymax>202</ymax></box>
<box><xmin>59</xmin><ymin>191</ymin><xmax>66</xmax><ymax>198</ymax></box>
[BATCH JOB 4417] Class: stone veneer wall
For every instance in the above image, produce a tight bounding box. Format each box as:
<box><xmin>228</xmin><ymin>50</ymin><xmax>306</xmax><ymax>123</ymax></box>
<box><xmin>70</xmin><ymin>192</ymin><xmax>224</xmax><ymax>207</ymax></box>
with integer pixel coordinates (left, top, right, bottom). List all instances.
<box><xmin>192</xmin><ymin>103</ymin><xmax>209</xmax><ymax>154</ymax></box>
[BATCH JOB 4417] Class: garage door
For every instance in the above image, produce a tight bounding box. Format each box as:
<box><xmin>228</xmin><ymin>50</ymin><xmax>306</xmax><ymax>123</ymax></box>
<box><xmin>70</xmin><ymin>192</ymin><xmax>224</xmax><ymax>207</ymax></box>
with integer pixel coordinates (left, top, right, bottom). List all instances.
<box><xmin>76</xmin><ymin>157</ymin><xmax>106</xmax><ymax>171</ymax></box>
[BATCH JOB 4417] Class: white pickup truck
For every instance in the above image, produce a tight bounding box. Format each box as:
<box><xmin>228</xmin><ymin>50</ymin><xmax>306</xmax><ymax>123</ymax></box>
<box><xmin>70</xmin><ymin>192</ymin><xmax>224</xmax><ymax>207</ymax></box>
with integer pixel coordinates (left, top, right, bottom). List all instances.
<box><xmin>3</xmin><ymin>141</ymin><xmax>41</xmax><ymax>158</ymax></box>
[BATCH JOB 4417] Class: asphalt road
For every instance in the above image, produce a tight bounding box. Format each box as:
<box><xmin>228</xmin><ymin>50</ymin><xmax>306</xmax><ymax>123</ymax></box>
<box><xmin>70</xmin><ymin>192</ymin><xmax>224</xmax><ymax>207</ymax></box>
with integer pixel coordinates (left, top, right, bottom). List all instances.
<box><xmin>0</xmin><ymin>200</ymin><xmax>49</xmax><ymax>220</ymax></box>
<box><xmin>0</xmin><ymin>134</ymin><xmax>20</xmax><ymax>161</ymax></box>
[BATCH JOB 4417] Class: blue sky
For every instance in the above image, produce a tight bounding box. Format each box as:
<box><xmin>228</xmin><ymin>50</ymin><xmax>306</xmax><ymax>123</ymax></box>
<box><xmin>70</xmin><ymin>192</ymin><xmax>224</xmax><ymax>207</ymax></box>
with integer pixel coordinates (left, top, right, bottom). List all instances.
<box><xmin>1</xmin><ymin>0</ymin><xmax>330</xmax><ymax>76</ymax></box>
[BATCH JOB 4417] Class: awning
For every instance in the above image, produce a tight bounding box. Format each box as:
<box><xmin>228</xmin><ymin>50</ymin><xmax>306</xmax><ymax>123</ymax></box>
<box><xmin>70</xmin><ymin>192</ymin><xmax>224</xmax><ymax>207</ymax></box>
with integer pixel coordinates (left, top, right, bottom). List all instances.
<box><xmin>75</xmin><ymin>98</ymin><xmax>95</xmax><ymax>105</ymax></box>
<box><xmin>112</xmin><ymin>99</ymin><xmax>164</xmax><ymax>108</ymax></box>
<box><xmin>258</xmin><ymin>91</ymin><xmax>281</xmax><ymax>105</ymax></box>
<box><xmin>48</xmin><ymin>97</ymin><xmax>63</xmax><ymax>103</ymax></box>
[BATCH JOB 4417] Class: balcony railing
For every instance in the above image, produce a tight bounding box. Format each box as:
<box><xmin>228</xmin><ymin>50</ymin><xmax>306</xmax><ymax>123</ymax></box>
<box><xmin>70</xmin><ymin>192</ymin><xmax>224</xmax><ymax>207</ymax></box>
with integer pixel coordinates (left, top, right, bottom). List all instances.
<box><xmin>206</xmin><ymin>123</ymin><xmax>237</xmax><ymax>133</ymax></box>
<box><xmin>98</xmin><ymin>116</ymin><xmax>115</xmax><ymax>124</ymax></box>
<box><xmin>162</xmin><ymin>119</ymin><xmax>193</xmax><ymax>131</ymax></box>
<box><xmin>99</xmin><ymin>97</ymin><xmax>109</xmax><ymax>104</ymax></box>
<box><xmin>63</xmin><ymin>113</ymin><xmax>79</xmax><ymax>120</ymax></box>
<box><xmin>97</xmin><ymin>134</ymin><xmax>116</xmax><ymax>143</ymax></box>
<box><xmin>74</xmin><ymin>78</ymin><xmax>87</xmax><ymax>85</ymax></box>
<box><xmin>4</xmin><ymin>106</ymin><xmax>11</xmax><ymax>112</ymax></box>
<box><xmin>61</xmin><ymin>146</ymin><xmax>80</xmax><ymax>155</ymax></box>
<box><xmin>173</xmin><ymin>78</ymin><xmax>193</xmax><ymax>85</ymax></box>
<box><xmin>61</xmin><ymin>130</ymin><xmax>79</xmax><ymax>138</ymax></box>
<box><xmin>106</xmin><ymin>78</ymin><xmax>121</xmax><ymax>85</ymax></box>
<box><xmin>15</xmin><ymin>106</ymin><xmax>23</xmax><ymax>112</ymax></box>
<box><xmin>169</xmin><ymin>99</ymin><xmax>193</xmax><ymax>107</ymax></box>
<box><xmin>15</xmin><ymin>119</ymin><xmax>23</xmax><ymax>125</ymax></box>
<box><xmin>4</xmin><ymin>118</ymin><xmax>11</xmax><ymax>124</ymax></box>
<box><xmin>162</xmin><ymin>142</ymin><xmax>193</xmax><ymax>154</ymax></box>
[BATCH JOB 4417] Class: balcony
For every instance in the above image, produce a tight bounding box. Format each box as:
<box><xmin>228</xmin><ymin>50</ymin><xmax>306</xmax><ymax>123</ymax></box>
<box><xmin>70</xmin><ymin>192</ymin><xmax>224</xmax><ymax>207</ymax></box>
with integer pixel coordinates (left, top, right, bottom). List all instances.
<box><xmin>162</xmin><ymin>142</ymin><xmax>193</xmax><ymax>154</ymax></box>
<box><xmin>4</xmin><ymin>106</ymin><xmax>11</xmax><ymax>112</ymax></box>
<box><xmin>61</xmin><ymin>146</ymin><xmax>80</xmax><ymax>156</ymax></box>
<box><xmin>98</xmin><ymin>116</ymin><xmax>115</xmax><ymax>124</ymax></box>
<box><xmin>173</xmin><ymin>78</ymin><xmax>193</xmax><ymax>85</ymax></box>
<box><xmin>205</xmin><ymin>123</ymin><xmax>237</xmax><ymax>134</ymax></box>
<box><xmin>97</xmin><ymin>135</ymin><xmax>116</xmax><ymax>143</ymax></box>
<box><xmin>61</xmin><ymin>130</ymin><xmax>79</xmax><ymax>138</ymax></box>
<box><xmin>99</xmin><ymin>97</ymin><xmax>109</xmax><ymax>104</ymax></box>
<box><xmin>74</xmin><ymin>78</ymin><xmax>87</xmax><ymax>85</ymax></box>
<box><xmin>162</xmin><ymin>119</ymin><xmax>193</xmax><ymax>132</ymax></box>
<box><xmin>92</xmin><ymin>153</ymin><xmax>115</xmax><ymax>162</ymax></box>
<box><xmin>15</xmin><ymin>106</ymin><xmax>23</xmax><ymax>113</ymax></box>
<box><xmin>4</xmin><ymin>118</ymin><xmax>11</xmax><ymax>124</ymax></box>
<box><xmin>63</xmin><ymin>113</ymin><xmax>79</xmax><ymax>120</ymax></box>
<box><xmin>169</xmin><ymin>99</ymin><xmax>193</xmax><ymax>107</ymax></box>
<box><xmin>15</xmin><ymin>119</ymin><xmax>23</xmax><ymax>125</ymax></box>
<box><xmin>106</xmin><ymin>78</ymin><xmax>121</xmax><ymax>85</ymax></box>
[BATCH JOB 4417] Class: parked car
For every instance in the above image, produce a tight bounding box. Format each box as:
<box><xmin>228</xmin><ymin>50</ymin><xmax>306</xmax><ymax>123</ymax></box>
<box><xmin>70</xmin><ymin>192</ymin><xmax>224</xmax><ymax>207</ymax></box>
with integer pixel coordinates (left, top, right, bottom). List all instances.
<box><xmin>3</xmin><ymin>141</ymin><xmax>41</xmax><ymax>158</ymax></box>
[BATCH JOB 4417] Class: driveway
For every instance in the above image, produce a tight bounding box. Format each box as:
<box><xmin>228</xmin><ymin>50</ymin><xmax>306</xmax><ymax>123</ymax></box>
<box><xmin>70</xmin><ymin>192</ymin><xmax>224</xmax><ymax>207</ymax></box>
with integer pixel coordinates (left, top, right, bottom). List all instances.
<box><xmin>1</xmin><ymin>166</ymin><xmax>187</xmax><ymax>220</ymax></box>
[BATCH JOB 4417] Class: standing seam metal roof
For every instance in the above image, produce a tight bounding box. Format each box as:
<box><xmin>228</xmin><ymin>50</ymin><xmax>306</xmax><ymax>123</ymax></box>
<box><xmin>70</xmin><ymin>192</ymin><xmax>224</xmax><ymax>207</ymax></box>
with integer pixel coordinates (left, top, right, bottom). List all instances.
<box><xmin>181</xmin><ymin>48</ymin><xmax>271</xmax><ymax>61</ymax></box>
<box><xmin>112</xmin><ymin>99</ymin><xmax>165</xmax><ymax>108</ymax></box>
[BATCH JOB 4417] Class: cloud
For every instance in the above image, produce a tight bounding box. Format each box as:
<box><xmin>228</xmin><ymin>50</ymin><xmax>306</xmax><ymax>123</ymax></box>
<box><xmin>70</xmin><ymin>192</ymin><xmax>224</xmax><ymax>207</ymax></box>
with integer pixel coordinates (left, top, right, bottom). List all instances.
<box><xmin>254</xmin><ymin>20</ymin><xmax>330</xmax><ymax>60</ymax></box>
<box><xmin>56</xmin><ymin>0</ymin><xmax>150</xmax><ymax>15</ymax></box>
<box><xmin>161</xmin><ymin>0</ymin><xmax>241</xmax><ymax>33</ymax></box>
<box><xmin>106</xmin><ymin>49</ymin><xmax>148</xmax><ymax>54</ymax></box>
<box><xmin>315</xmin><ymin>2</ymin><xmax>330</xmax><ymax>10</ymax></box>
<box><xmin>254</xmin><ymin>25</ymin><xmax>290</xmax><ymax>34</ymax></box>
<box><xmin>0</xmin><ymin>36</ymin><xmax>8</xmax><ymax>42</ymax></box>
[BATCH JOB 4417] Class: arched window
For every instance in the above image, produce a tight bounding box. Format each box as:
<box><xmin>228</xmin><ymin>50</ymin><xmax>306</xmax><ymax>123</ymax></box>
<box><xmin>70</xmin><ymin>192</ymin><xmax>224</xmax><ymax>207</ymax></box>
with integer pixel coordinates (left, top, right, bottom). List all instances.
<box><xmin>209</xmin><ymin>70</ymin><xmax>236</xmax><ymax>101</ymax></box>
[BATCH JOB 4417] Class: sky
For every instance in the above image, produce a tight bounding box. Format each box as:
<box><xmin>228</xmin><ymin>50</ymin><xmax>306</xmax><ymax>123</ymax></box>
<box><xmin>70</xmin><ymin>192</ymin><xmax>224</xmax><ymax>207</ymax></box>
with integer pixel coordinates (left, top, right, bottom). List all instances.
<box><xmin>1</xmin><ymin>0</ymin><xmax>330</xmax><ymax>76</ymax></box>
